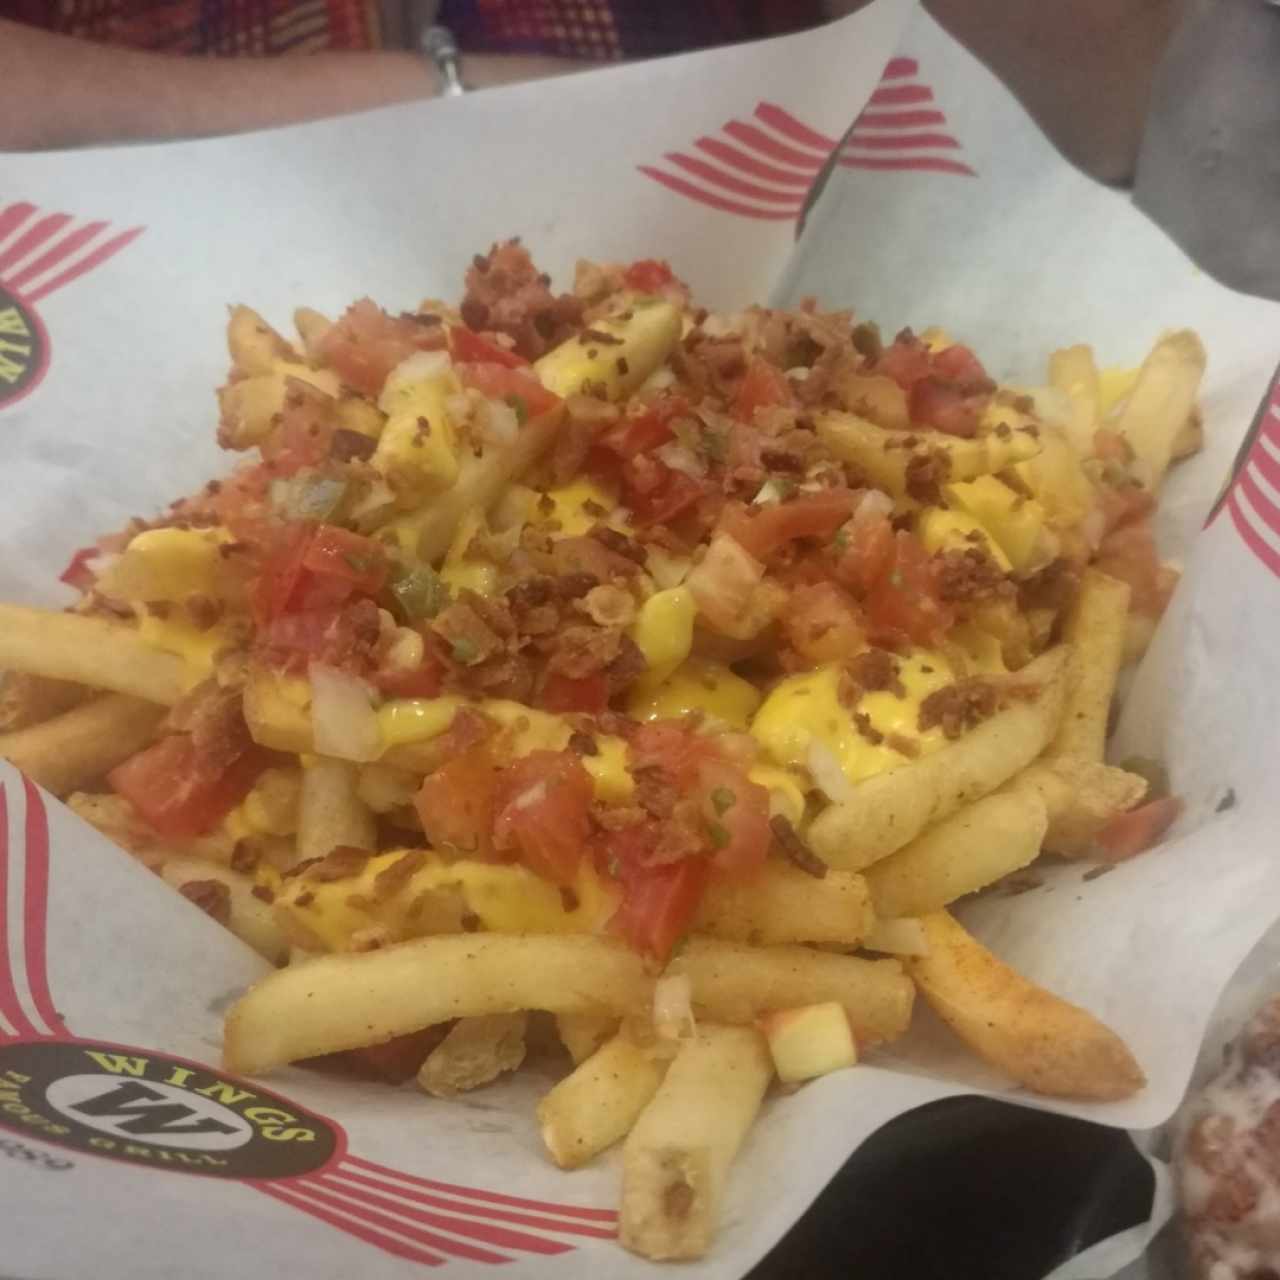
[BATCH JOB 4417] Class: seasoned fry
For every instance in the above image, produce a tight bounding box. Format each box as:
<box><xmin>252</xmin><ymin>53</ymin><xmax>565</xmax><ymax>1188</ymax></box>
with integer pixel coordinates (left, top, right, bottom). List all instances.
<box><xmin>694</xmin><ymin>864</ymin><xmax>874</xmax><ymax>947</ymax></box>
<box><xmin>863</xmin><ymin>916</ymin><xmax>929</xmax><ymax>956</ymax></box>
<box><xmin>906</xmin><ymin>911</ymin><xmax>1144</xmax><ymax>1100</ymax></box>
<box><xmin>863</xmin><ymin>789</ymin><xmax>1048</xmax><ymax>920</ymax></box>
<box><xmin>0</xmin><ymin>672</ymin><xmax>89</xmax><ymax>733</ymax></box>
<box><xmin>1111</xmin><ymin>329</ymin><xmax>1206</xmax><ymax>490</ymax></box>
<box><xmin>0</xmin><ymin>606</ymin><xmax>189</xmax><ymax>704</ymax></box>
<box><xmin>1049</xmin><ymin>569</ymin><xmax>1131</xmax><ymax>763</ymax></box>
<box><xmin>538</xmin><ymin>1030</ymin><xmax>665</xmax><ymax>1169</ymax></box>
<box><xmin>418</xmin><ymin>1013</ymin><xmax>528</xmax><ymax>1098</ymax></box>
<box><xmin>224</xmin><ymin>934</ymin><xmax>654</xmax><ymax>1074</ymax></box>
<box><xmin>556</xmin><ymin>1013</ymin><xmax>619</xmax><ymax>1066</ymax></box>
<box><xmin>619</xmin><ymin>1024</ymin><xmax>771</xmax><ymax>1261</ymax></box>
<box><xmin>0</xmin><ymin>694</ymin><xmax>165</xmax><ymax>797</ymax></box>
<box><xmin>158</xmin><ymin>854</ymin><xmax>289</xmax><ymax>964</ymax></box>
<box><xmin>227</xmin><ymin>304</ymin><xmax>297</xmax><ymax>375</ymax></box>
<box><xmin>293</xmin><ymin>306</ymin><xmax>333</xmax><ymax>357</ymax></box>
<box><xmin>1009</xmin><ymin>757</ymin><xmax>1148</xmax><ymax>857</ymax></box>
<box><xmin>1047</xmin><ymin>343</ymin><xmax>1101</xmax><ymax>458</ymax></box>
<box><xmin>808</xmin><ymin>647</ymin><xmax>1068</xmax><ymax>869</ymax></box>
<box><xmin>669</xmin><ymin>937</ymin><xmax>913</xmax><ymax>1047</ymax></box>
<box><xmin>296</xmin><ymin>757</ymin><xmax>376</xmax><ymax>861</ymax></box>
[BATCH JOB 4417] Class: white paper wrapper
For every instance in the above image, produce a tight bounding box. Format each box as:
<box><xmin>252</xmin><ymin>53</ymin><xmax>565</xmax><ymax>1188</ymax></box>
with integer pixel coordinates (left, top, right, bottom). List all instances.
<box><xmin>3</xmin><ymin>4</ymin><xmax>1280</xmax><ymax>1276</ymax></box>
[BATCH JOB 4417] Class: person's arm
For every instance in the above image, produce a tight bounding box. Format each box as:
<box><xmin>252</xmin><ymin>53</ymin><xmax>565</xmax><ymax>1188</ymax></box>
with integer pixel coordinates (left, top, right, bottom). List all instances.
<box><xmin>0</xmin><ymin>20</ymin><xmax>583</xmax><ymax>151</ymax></box>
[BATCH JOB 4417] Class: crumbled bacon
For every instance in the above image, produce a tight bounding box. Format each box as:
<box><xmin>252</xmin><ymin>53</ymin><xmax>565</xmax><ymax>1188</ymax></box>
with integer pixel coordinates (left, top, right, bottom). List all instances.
<box><xmin>847</xmin><ymin>648</ymin><xmax>903</xmax><ymax>695</ymax></box>
<box><xmin>918</xmin><ymin>679</ymin><xmax>1000</xmax><ymax>738</ymax></box>
<box><xmin>770</xmin><ymin>815</ymin><xmax>827</xmax><ymax>878</ymax></box>
<box><xmin>373</xmin><ymin>850</ymin><xmax>427</xmax><ymax>900</ymax></box>
<box><xmin>934</xmin><ymin>546</ymin><xmax>1012</xmax><ymax>604</ymax></box>
<box><xmin>164</xmin><ymin>680</ymin><xmax>252</xmax><ymax>774</ymax></box>
<box><xmin>547</xmin><ymin>624</ymin><xmax>622</xmax><ymax>679</ymax></box>
<box><xmin>179</xmin><ymin>879</ymin><xmax>231</xmax><ymax>926</ymax></box>
<box><xmin>460</xmin><ymin>240</ymin><xmax>583</xmax><ymax>359</ymax></box>
<box><xmin>904</xmin><ymin>449</ymin><xmax>951</xmax><ymax>505</ymax></box>
<box><xmin>307</xmin><ymin>846</ymin><xmax>372</xmax><ymax>881</ymax></box>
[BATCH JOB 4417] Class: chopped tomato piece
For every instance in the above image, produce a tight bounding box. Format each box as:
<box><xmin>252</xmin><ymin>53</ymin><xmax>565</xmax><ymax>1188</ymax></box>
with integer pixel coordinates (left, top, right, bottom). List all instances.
<box><xmin>249</xmin><ymin>523</ymin><xmax>315</xmax><ymax>625</ymax></box>
<box><xmin>374</xmin><ymin>653</ymin><xmax>446</xmax><ymax>699</ymax></box>
<box><xmin>1095</xmin><ymin>518</ymin><xmax>1178</xmax><ymax>618</ymax></box>
<box><xmin>492</xmin><ymin>750</ymin><xmax>594</xmax><ymax>885</ymax></box>
<box><xmin>604</xmin><ymin>820</ymin><xmax>710</xmax><ymax>963</ymax></box>
<box><xmin>59</xmin><ymin>545</ymin><xmax>99</xmax><ymax>593</ymax></box>
<box><xmin>414</xmin><ymin>746</ymin><xmax>498</xmax><ymax>860</ymax></box>
<box><xmin>318</xmin><ymin>299</ymin><xmax>446</xmax><ymax>398</ymax></box>
<box><xmin>720</xmin><ymin>489</ymin><xmax>856</xmax><ymax>562</ymax></box>
<box><xmin>599</xmin><ymin>407</ymin><xmax>677</xmax><ymax>459</ymax></box>
<box><xmin>539</xmin><ymin>671</ymin><xmax>609</xmax><ymax>715</ymax></box>
<box><xmin>931</xmin><ymin>343</ymin><xmax>988</xmax><ymax>385</ymax></box>
<box><xmin>623</xmin><ymin>259</ymin><xmax>676</xmax><ymax>293</ymax></box>
<box><xmin>1093</xmin><ymin>428</ymin><xmax>1132</xmax><ymax>464</ymax></box>
<box><xmin>784</xmin><ymin>581</ymin><xmax>867</xmax><ymax>666</ymax></box>
<box><xmin>834</xmin><ymin>505</ymin><xmax>895</xmax><ymax>595</ymax></box>
<box><xmin>301</xmin><ymin>526</ymin><xmax>388</xmax><ymax>598</ymax></box>
<box><xmin>449</xmin><ymin>327</ymin><xmax>528</xmax><ymax>368</ymax></box>
<box><xmin>864</xmin><ymin>531</ymin><xmax>953</xmax><ymax>646</ymax></box>
<box><xmin>109</xmin><ymin>735</ymin><xmax>266</xmax><ymax>840</ymax></box>
<box><xmin>342</xmin><ymin>1029</ymin><xmax>442</xmax><ymax>1084</ymax></box>
<box><xmin>629</xmin><ymin>721</ymin><xmax>720</xmax><ymax>786</ymax></box>
<box><xmin>1095</xmin><ymin>796</ymin><xmax>1183</xmax><ymax>862</ymax></box>
<box><xmin>455</xmin><ymin>362</ymin><xmax>562</xmax><ymax>420</ymax></box>
<box><xmin>875</xmin><ymin>334</ymin><xmax>934</xmax><ymax>390</ymax></box>
<box><xmin>908</xmin><ymin>377</ymin><xmax>983</xmax><ymax>438</ymax></box>
<box><xmin>733</xmin><ymin>357</ymin><xmax>794</xmax><ymax>422</ymax></box>
<box><xmin>695</xmin><ymin>759</ymin><xmax>771</xmax><ymax>877</ymax></box>
<box><xmin>208</xmin><ymin>464</ymin><xmax>272</xmax><ymax>530</ymax></box>
<box><xmin>623</xmin><ymin>459</ymin><xmax>705</xmax><ymax>527</ymax></box>
<box><xmin>260</xmin><ymin>599</ymin><xmax>381</xmax><ymax>672</ymax></box>
<box><xmin>1097</xmin><ymin>484</ymin><xmax>1155</xmax><ymax>535</ymax></box>
<box><xmin>263</xmin><ymin>380</ymin><xmax>337</xmax><ymax>477</ymax></box>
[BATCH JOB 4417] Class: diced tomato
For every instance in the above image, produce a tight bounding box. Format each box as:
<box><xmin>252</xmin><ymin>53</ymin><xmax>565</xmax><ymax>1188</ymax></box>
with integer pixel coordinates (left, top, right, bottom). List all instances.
<box><xmin>109</xmin><ymin>734</ymin><xmax>267</xmax><ymax>840</ymax></box>
<box><xmin>1095</xmin><ymin>795</ymin><xmax>1183</xmax><ymax>862</ymax></box>
<box><xmin>864</xmin><ymin>531</ymin><xmax>953</xmax><ymax>646</ymax></box>
<box><xmin>834</xmin><ymin>505</ymin><xmax>895</xmax><ymax>595</ymax></box>
<box><xmin>599</xmin><ymin>407</ymin><xmax>677</xmax><ymax>459</ymax></box>
<box><xmin>492</xmin><ymin>750</ymin><xmax>594</xmax><ymax>885</ymax></box>
<box><xmin>249</xmin><ymin>523</ymin><xmax>315</xmax><ymax>625</ymax></box>
<box><xmin>695</xmin><ymin>759</ymin><xmax>771</xmax><ymax>877</ymax></box>
<box><xmin>317</xmin><ymin>299</ymin><xmax>446</xmax><ymax>398</ymax></box>
<box><xmin>733</xmin><ymin>357</ymin><xmax>794</xmax><ymax>422</ymax></box>
<box><xmin>259</xmin><ymin>599</ymin><xmax>380</xmax><ymax>672</ymax></box>
<box><xmin>629</xmin><ymin>721</ymin><xmax>720</xmax><ymax>786</ymax></box>
<box><xmin>208</xmin><ymin>464</ymin><xmax>272</xmax><ymax>530</ymax></box>
<box><xmin>301</xmin><ymin>526</ymin><xmax>388</xmax><ymax>598</ymax></box>
<box><xmin>59</xmin><ymin>545</ymin><xmax>99</xmax><ymax>593</ymax></box>
<box><xmin>1095</xmin><ymin>518</ymin><xmax>1178</xmax><ymax>618</ymax></box>
<box><xmin>931</xmin><ymin>343</ymin><xmax>988</xmax><ymax>385</ymax></box>
<box><xmin>623</xmin><ymin>259</ymin><xmax>676</xmax><ymax>293</ymax></box>
<box><xmin>374</xmin><ymin>652</ymin><xmax>446</xmax><ymax>699</ymax></box>
<box><xmin>876</xmin><ymin>335</ymin><xmax>934</xmax><ymax>390</ymax></box>
<box><xmin>603</xmin><ymin>820</ymin><xmax>709</xmax><ymax>963</ymax></box>
<box><xmin>455</xmin><ymin>362</ymin><xmax>562</xmax><ymax>420</ymax></box>
<box><xmin>414</xmin><ymin>746</ymin><xmax>498</xmax><ymax>859</ymax></box>
<box><xmin>449</xmin><ymin>327</ymin><xmax>528</xmax><ymax>368</ymax></box>
<box><xmin>263</xmin><ymin>380</ymin><xmax>337</xmax><ymax>477</ymax></box>
<box><xmin>539</xmin><ymin>671</ymin><xmax>609</xmax><ymax>715</ymax></box>
<box><xmin>909</xmin><ymin>377</ymin><xmax>983</xmax><ymax>438</ymax></box>
<box><xmin>623</xmin><ymin>459</ymin><xmax>705</xmax><ymax>527</ymax></box>
<box><xmin>783</xmin><ymin>581</ymin><xmax>867</xmax><ymax>666</ymax></box>
<box><xmin>720</xmin><ymin>489</ymin><xmax>856</xmax><ymax>562</ymax></box>
<box><xmin>1098</xmin><ymin>484</ymin><xmax>1155</xmax><ymax>536</ymax></box>
<box><xmin>342</xmin><ymin>1029</ymin><xmax>442</xmax><ymax>1084</ymax></box>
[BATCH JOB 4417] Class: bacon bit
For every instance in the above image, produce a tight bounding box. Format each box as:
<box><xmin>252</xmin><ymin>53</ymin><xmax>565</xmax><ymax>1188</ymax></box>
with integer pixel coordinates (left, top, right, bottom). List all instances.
<box><xmin>460</xmin><ymin>911</ymin><xmax>481</xmax><ymax>932</ymax></box>
<box><xmin>184</xmin><ymin>593</ymin><xmax>225</xmax><ymax>632</ymax></box>
<box><xmin>885</xmin><ymin>732</ymin><xmax>919</xmax><ymax>758</ymax></box>
<box><xmin>770</xmin><ymin>815</ymin><xmax>827</xmax><ymax>878</ymax></box>
<box><xmin>180</xmin><ymin>879</ymin><xmax>231</xmax><ymax>926</ymax></box>
<box><xmin>432</xmin><ymin>600</ymin><xmax>505</xmax><ymax>667</ymax></box>
<box><xmin>904</xmin><ymin>449</ymin><xmax>951</xmax><ymax>505</ymax></box>
<box><xmin>250</xmin><ymin>884</ymin><xmax>275</xmax><ymax>903</ymax></box>
<box><xmin>293</xmin><ymin>890</ymin><xmax>315</xmax><ymax>907</ymax></box>
<box><xmin>330</xmin><ymin>428</ymin><xmax>377</xmax><ymax>462</ymax></box>
<box><xmin>580</xmin><ymin>328</ymin><xmax>623</xmax><ymax>346</ymax></box>
<box><xmin>604</xmin><ymin>634</ymin><xmax>648</xmax><ymax>696</ymax></box>
<box><xmin>460</xmin><ymin>240</ymin><xmax>584</xmax><ymax>359</ymax></box>
<box><xmin>935</xmin><ymin>546</ymin><xmax>1012</xmax><ymax>604</ymax></box>
<box><xmin>568</xmin><ymin>732</ymin><xmax>599</xmax><ymax>757</ymax></box>
<box><xmin>918</xmin><ymin>679</ymin><xmax>999</xmax><ymax>738</ymax></box>
<box><xmin>848</xmin><ymin>649</ymin><xmax>903</xmax><ymax>695</ymax></box>
<box><xmin>559</xmin><ymin>886</ymin><xmax>581</xmax><ymax>913</ymax></box>
<box><xmin>852</xmin><ymin>712</ymin><xmax>884</xmax><ymax>745</ymax></box>
<box><xmin>548</xmin><ymin>624</ymin><xmax>622</xmax><ymax>679</ymax></box>
<box><xmin>308</xmin><ymin>846</ymin><xmax>372</xmax><ymax>882</ymax></box>
<box><xmin>282</xmin><ymin>856</ymin><xmax>324</xmax><ymax>880</ymax></box>
<box><xmin>590</xmin><ymin>525</ymin><xmax>648</xmax><ymax>565</ymax></box>
<box><xmin>634</xmin><ymin>766</ymin><xmax>680</xmax><ymax>820</ymax></box>
<box><xmin>373</xmin><ymin>849</ymin><xmax>427</xmax><ymax>900</ymax></box>
<box><xmin>230</xmin><ymin>841</ymin><xmax>260</xmax><ymax>874</ymax></box>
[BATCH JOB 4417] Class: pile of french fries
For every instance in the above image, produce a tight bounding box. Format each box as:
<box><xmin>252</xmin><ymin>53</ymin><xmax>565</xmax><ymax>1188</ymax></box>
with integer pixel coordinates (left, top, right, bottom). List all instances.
<box><xmin>0</xmin><ymin>246</ymin><xmax>1207</xmax><ymax>1260</ymax></box>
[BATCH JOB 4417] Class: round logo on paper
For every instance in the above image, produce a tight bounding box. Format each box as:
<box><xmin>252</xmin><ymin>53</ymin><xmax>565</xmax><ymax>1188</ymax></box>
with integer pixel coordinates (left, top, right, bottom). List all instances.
<box><xmin>0</xmin><ymin>1039</ymin><xmax>340</xmax><ymax>1179</ymax></box>
<box><xmin>0</xmin><ymin>285</ymin><xmax>49</xmax><ymax>410</ymax></box>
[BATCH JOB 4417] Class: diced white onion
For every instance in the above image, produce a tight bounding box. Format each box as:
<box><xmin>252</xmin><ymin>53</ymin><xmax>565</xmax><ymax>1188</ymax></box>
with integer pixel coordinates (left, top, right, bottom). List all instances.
<box><xmin>653</xmin><ymin>973</ymin><xmax>695</xmax><ymax>1042</ymax></box>
<box><xmin>445</xmin><ymin>393</ymin><xmax>474</xmax><ymax>423</ymax></box>
<box><xmin>853</xmin><ymin>488</ymin><xmax>894</xmax><ymax>523</ymax></box>
<box><xmin>646</xmin><ymin>547</ymin><xmax>693</xmax><ymax>589</ymax></box>
<box><xmin>807</xmin><ymin>739</ymin><xmax>855</xmax><ymax>806</ymax></box>
<box><xmin>655</xmin><ymin>442</ymin><xmax>705</xmax><ymax>479</ymax></box>
<box><xmin>753</xmin><ymin>478</ymin><xmax>785</xmax><ymax>506</ymax></box>
<box><xmin>348</xmin><ymin>480</ymin><xmax>396</xmax><ymax>521</ymax></box>
<box><xmin>483</xmin><ymin>397</ymin><xmax>520</xmax><ymax>445</ymax></box>
<box><xmin>637</xmin><ymin>365</ymin><xmax>677</xmax><ymax>395</ymax></box>
<box><xmin>388</xmin><ymin>350</ymin><xmax>451</xmax><ymax>385</ymax></box>
<box><xmin>309</xmin><ymin>663</ymin><xmax>383</xmax><ymax>763</ymax></box>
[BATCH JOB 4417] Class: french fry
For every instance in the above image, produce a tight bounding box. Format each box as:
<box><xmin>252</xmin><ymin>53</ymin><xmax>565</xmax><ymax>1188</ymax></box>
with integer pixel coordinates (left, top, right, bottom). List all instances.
<box><xmin>538</xmin><ymin>1030</ymin><xmax>665</xmax><ymax>1169</ymax></box>
<box><xmin>863</xmin><ymin>789</ymin><xmax>1048</xmax><ymax>920</ymax></box>
<box><xmin>808</xmin><ymin>647</ymin><xmax>1069</xmax><ymax>870</ymax></box>
<box><xmin>1049</xmin><ymin>569</ymin><xmax>1131</xmax><ymax>763</ymax></box>
<box><xmin>694</xmin><ymin>864</ymin><xmax>874</xmax><ymax>947</ymax></box>
<box><xmin>227</xmin><ymin>304</ymin><xmax>297</xmax><ymax>375</ymax></box>
<box><xmin>815</xmin><ymin>409</ymin><xmax>1041</xmax><ymax>498</ymax></box>
<box><xmin>1111</xmin><ymin>329</ymin><xmax>1206</xmax><ymax>490</ymax></box>
<box><xmin>556</xmin><ymin>1013</ymin><xmax>619</xmax><ymax>1066</ymax></box>
<box><xmin>1047</xmin><ymin>343</ymin><xmax>1101</xmax><ymax>458</ymax></box>
<box><xmin>1172</xmin><ymin>405</ymin><xmax>1204</xmax><ymax>461</ymax></box>
<box><xmin>296</xmin><ymin>757</ymin><xmax>376</xmax><ymax>861</ymax></box>
<box><xmin>669</xmin><ymin>937</ymin><xmax>913</xmax><ymax>1047</ymax></box>
<box><xmin>619</xmin><ymin>1024</ymin><xmax>771</xmax><ymax>1261</ymax></box>
<box><xmin>863</xmin><ymin>916</ymin><xmax>929</xmax><ymax>956</ymax></box>
<box><xmin>224</xmin><ymin>933</ymin><xmax>654</xmax><ymax>1074</ymax></box>
<box><xmin>0</xmin><ymin>672</ymin><xmax>90</xmax><ymax>733</ymax></box>
<box><xmin>293</xmin><ymin>306</ymin><xmax>333</xmax><ymax>358</ymax></box>
<box><xmin>906</xmin><ymin>911</ymin><xmax>1144</xmax><ymax>1100</ymax></box>
<box><xmin>0</xmin><ymin>694</ymin><xmax>165</xmax><ymax>797</ymax></box>
<box><xmin>418</xmin><ymin>1013</ymin><xmax>528</xmax><ymax>1098</ymax></box>
<box><xmin>1009</xmin><ymin>757</ymin><xmax>1148</xmax><ymax>857</ymax></box>
<box><xmin>0</xmin><ymin>606</ymin><xmax>190</xmax><ymax>705</ymax></box>
<box><xmin>158</xmin><ymin>854</ymin><xmax>289</xmax><ymax>964</ymax></box>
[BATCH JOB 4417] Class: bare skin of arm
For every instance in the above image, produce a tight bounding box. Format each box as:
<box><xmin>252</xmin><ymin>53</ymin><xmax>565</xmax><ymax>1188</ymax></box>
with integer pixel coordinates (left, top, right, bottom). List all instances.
<box><xmin>0</xmin><ymin>20</ymin><xmax>582</xmax><ymax>151</ymax></box>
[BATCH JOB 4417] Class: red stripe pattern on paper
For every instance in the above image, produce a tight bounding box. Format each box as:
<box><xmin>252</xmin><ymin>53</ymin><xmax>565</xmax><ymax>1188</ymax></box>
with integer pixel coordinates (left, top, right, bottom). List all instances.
<box><xmin>1226</xmin><ymin>382</ymin><xmax>1280</xmax><ymax>579</ymax></box>
<box><xmin>0</xmin><ymin>201</ymin><xmax>143</xmax><ymax>305</ymax></box>
<box><xmin>638</xmin><ymin>56</ymin><xmax>974</xmax><ymax>222</ymax></box>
